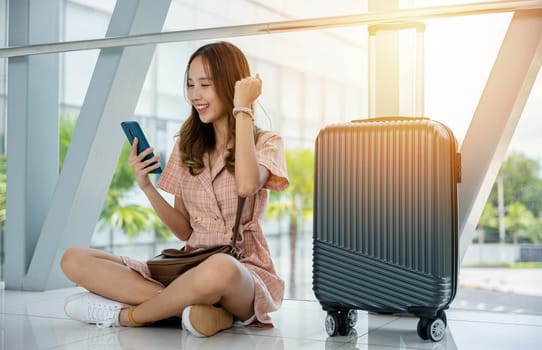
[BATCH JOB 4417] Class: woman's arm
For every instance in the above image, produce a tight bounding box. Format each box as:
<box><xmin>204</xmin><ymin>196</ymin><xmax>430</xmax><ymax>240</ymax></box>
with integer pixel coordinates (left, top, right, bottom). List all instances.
<box><xmin>234</xmin><ymin>74</ymin><xmax>270</xmax><ymax>197</ymax></box>
<box><xmin>142</xmin><ymin>186</ymin><xmax>192</xmax><ymax>241</ymax></box>
<box><xmin>129</xmin><ymin>138</ymin><xmax>193</xmax><ymax>241</ymax></box>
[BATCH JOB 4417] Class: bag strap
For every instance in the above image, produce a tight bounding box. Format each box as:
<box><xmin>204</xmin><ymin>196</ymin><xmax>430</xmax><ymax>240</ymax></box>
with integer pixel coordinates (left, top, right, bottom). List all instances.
<box><xmin>230</xmin><ymin>196</ymin><xmax>246</xmax><ymax>249</ymax></box>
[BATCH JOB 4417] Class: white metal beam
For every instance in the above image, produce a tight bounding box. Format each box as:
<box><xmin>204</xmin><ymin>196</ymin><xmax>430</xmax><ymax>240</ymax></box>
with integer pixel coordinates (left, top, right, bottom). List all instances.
<box><xmin>5</xmin><ymin>0</ymin><xmax>60</xmax><ymax>290</ymax></box>
<box><xmin>0</xmin><ymin>1</ymin><xmax>541</xmax><ymax>58</ymax></box>
<box><xmin>18</xmin><ymin>0</ymin><xmax>171</xmax><ymax>291</ymax></box>
<box><xmin>458</xmin><ymin>9</ymin><xmax>542</xmax><ymax>260</ymax></box>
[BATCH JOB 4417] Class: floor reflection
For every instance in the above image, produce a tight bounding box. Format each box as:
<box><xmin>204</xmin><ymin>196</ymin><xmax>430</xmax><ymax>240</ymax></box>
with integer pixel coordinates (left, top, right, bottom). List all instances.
<box><xmin>1</xmin><ymin>288</ymin><xmax>540</xmax><ymax>350</ymax></box>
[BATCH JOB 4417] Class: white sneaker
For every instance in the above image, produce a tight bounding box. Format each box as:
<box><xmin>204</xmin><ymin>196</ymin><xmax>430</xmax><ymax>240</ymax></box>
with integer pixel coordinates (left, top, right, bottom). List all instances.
<box><xmin>64</xmin><ymin>292</ymin><xmax>123</xmax><ymax>328</ymax></box>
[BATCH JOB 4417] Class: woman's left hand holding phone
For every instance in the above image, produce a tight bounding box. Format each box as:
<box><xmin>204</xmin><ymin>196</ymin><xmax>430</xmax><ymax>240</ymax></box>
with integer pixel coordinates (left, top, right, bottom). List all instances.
<box><xmin>129</xmin><ymin>137</ymin><xmax>161</xmax><ymax>191</ymax></box>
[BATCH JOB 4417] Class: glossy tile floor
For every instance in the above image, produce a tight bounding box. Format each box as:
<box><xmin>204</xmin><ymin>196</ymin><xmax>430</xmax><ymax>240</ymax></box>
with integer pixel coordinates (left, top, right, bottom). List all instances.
<box><xmin>1</xmin><ymin>286</ymin><xmax>541</xmax><ymax>350</ymax></box>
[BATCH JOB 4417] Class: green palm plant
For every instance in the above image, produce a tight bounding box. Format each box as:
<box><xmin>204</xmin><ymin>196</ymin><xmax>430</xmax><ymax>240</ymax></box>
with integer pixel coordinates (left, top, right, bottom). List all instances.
<box><xmin>477</xmin><ymin>203</ymin><xmax>498</xmax><ymax>244</ymax></box>
<box><xmin>97</xmin><ymin>134</ymin><xmax>172</xmax><ymax>250</ymax></box>
<box><xmin>526</xmin><ymin>214</ymin><xmax>542</xmax><ymax>244</ymax></box>
<box><xmin>59</xmin><ymin>114</ymin><xmax>76</xmax><ymax>171</ymax></box>
<box><xmin>266</xmin><ymin>148</ymin><xmax>314</xmax><ymax>296</ymax></box>
<box><xmin>60</xmin><ymin>115</ymin><xmax>171</xmax><ymax>253</ymax></box>
<box><xmin>505</xmin><ymin>202</ymin><xmax>535</xmax><ymax>245</ymax></box>
<box><xmin>270</xmin><ymin>148</ymin><xmax>315</xmax><ymax>229</ymax></box>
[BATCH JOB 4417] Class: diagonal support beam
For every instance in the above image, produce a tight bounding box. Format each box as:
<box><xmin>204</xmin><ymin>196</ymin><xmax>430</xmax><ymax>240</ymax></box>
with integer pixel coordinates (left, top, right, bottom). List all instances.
<box><xmin>5</xmin><ymin>0</ymin><xmax>60</xmax><ymax>291</ymax></box>
<box><xmin>18</xmin><ymin>0</ymin><xmax>171</xmax><ymax>290</ymax></box>
<box><xmin>459</xmin><ymin>9</ymin><xmax>542</xmax><ymax>260</ymax></box>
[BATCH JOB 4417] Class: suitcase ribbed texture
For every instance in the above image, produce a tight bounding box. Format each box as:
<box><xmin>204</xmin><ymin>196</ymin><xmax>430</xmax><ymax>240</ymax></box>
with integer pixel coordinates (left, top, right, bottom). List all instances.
<box><xmin>313</xmin><ymin>242</ymin><xmax>453</xmax><ymax>311</ymax></box>
<box><xmin>313</xmin><ymin>118</ymin><xmax>459</xmax><ymax>313</ymax></box>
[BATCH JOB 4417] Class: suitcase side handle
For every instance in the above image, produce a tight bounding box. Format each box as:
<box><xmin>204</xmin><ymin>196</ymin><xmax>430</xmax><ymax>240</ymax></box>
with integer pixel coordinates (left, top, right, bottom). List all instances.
<box><xmin>351</xmin><ymin>116</ymin><xmax>429</xmax><ymax>123</ymax></box>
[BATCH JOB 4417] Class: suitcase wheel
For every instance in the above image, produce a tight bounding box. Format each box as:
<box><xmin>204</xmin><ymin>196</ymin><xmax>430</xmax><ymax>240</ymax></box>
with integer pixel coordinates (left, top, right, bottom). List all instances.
<box><xmin>437</xmin><ymin>309</ymin><xmax>448</xmax><ymax>326</ymax></box>
<box><xmin>325</xmin><ymin>309</ymin><xmax>357</xmax><ymax>337</ymax></box>
<box><xmin>325</xmin><ymin>312</ymin><xmax>340</xmax><ymax>337</ymax></box>
<box><xmin>346</xmin><ymin>309</ymin><xmax>358</xmax><ymax>328</ymax></box>
<box><xmin>417</xmin><ymin>311</ymin><xmax>447</xmax><ymax>342</ymax></box>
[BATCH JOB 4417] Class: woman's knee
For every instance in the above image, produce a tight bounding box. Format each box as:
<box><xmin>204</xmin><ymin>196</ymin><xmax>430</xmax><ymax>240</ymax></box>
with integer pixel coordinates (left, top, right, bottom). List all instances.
<box><xmin>60</xmin><ymin>246</ymin><xmax>90</xmax><ymax>281</ymax></box>
<box><xmin>194</xmin><ymin>254</ymin><xmax>244</xmax><ymax>292</ymax></box>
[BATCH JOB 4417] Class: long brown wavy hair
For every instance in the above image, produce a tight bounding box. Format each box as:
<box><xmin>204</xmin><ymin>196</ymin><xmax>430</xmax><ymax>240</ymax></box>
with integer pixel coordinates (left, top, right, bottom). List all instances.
<box><xmin>179</xmin><ymin>41</ymin><xmax>260</xmax><ymax>176</ymax></box>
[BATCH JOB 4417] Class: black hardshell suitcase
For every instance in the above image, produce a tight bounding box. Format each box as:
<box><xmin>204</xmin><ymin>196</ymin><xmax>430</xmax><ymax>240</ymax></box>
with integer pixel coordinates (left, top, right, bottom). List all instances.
<box><xmin>312</xmin><ymin>117</ymin><xmax>461</xmax><ymax>342</ymax></box>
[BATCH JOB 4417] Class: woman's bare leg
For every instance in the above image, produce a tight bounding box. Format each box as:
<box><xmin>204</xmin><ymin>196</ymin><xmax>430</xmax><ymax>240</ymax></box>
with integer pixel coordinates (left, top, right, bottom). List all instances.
<box><xmin>61</xmin><ymin>247</ymin><xmax>163</xmax><ymax>305</ymax></box>
<box><xmin>119</xmin><ymin>253</ymin><xmax>255</xmax><ymax>325</ymax></box>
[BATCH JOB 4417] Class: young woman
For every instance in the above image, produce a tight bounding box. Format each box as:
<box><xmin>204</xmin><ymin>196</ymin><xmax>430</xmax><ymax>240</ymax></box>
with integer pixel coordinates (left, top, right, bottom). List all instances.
<box><xmin>61</xmin><ymin>41</ymin><xmax>289</xmax><ymax>337</ymax></box>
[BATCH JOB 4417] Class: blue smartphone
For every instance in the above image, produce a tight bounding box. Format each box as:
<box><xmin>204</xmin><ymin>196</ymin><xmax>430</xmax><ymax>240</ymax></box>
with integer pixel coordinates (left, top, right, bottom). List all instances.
<box><xmin>120</xmin><ymin>121</ymin><xmax>162</xmax><ymax>174</ymax></box>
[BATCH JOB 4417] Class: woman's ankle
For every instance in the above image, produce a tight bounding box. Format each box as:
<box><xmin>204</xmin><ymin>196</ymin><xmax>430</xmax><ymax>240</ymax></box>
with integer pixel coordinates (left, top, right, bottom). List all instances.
<box><xmin>119</xmin><ymin>306</ymin><xmax>146</xmax><ymax>327</ymax></box>
<box><xmin>118</xmin><ymin>308</ymin><xmax>130</xmax><ymax>326</ymax></box>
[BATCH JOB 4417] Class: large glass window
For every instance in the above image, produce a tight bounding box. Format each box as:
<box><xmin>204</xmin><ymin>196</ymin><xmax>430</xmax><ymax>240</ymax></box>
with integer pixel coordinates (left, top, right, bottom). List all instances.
<box><xmin>2</xmin><ymin>1</ymin><xmax>541</xmax><ymax>316</ymax></box>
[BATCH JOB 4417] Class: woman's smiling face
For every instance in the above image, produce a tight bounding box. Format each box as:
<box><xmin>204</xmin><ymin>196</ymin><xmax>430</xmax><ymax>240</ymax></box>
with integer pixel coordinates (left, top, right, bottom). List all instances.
<box><xmin>187</xmin><ymin>56</ymin><xmax>227</xmax><ymax>124</ymax></box>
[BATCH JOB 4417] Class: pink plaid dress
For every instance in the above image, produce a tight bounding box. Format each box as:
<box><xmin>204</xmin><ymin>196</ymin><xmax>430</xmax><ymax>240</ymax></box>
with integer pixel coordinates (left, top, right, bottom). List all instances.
<box><xmin>156</xmin><ymin>130</ymin><xmax>289</xmax><ymax>324</ymax></box>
